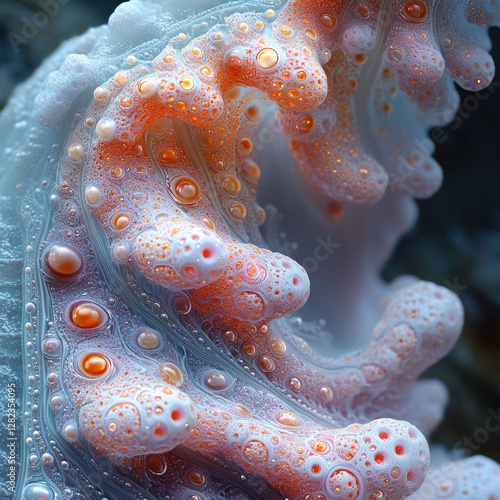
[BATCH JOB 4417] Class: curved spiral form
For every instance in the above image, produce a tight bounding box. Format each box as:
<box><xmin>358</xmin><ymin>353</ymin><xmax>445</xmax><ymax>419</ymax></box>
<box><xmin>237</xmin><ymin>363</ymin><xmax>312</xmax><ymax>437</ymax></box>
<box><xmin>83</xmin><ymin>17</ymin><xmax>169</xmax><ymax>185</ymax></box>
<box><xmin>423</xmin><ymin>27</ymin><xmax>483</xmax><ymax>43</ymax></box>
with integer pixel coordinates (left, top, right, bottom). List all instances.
<box><xmin>1</xmin><ymin>0</ymin><xmax>500</xmax><ymax>499</ymax></box>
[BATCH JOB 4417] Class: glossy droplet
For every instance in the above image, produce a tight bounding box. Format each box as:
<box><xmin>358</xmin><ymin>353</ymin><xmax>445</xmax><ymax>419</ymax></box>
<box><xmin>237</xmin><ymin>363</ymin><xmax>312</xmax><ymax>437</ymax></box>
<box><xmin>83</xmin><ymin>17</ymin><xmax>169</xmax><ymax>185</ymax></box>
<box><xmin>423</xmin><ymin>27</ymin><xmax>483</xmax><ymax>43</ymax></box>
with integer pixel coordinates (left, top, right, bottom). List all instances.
<box><xmin>147</xmin><ymin>455</ymin><xmax>167</xmax><ymax>475</ymax></box>
<box><xmin>46</xmin><ymin>245</ymin><xmax>82</xmax><ymax>276</ymax></box>
<box><xmin>85</xmin><ymin>185</ymin><xmax>102</xmax><ymax>205</ymax></box>
<box><xmin>138</xmin><ymin>77</ymin><xmax>158</xmax><ymax>95</ymax></box>
<box><xmin>225</xmin><ymin>329</ymin><xmax>237</xmax><ymax>342</ymax></box>
<box><xmin>96</xmin><ymin>118</ymin><xmax>115</xmax><ymax>140</ymax></box>
<box><xmin>242</xmin><ymin>160</ymin><xmax>261</xmax><ymax>181</ymax></box>
<box><xmin>221</xmin><ymin>175</ymin><xmax>241</xmax><ymax>196</ymax></box>
<box><xmin>200</xmin><ymin>65</ymin><xmax>213</xmax><ymax>78</ymax></box>
<box><xmin>171</xmin><ymin>177</ymin><xmax>201</xmax><ymax>206</ymax></box>
<box><xmin>42</xmin><ymin>453</ymin><xmax>54</xmax><ymax>466</ymax></box>
<box><xmin>387</xmin><ymin>45</ymin><xmax>403</xmax><ymax>64</ymax></box>
<box><xmin>229</xmin><ymin>202</ymin><xmax>246</xmax><ymax>220</ymax></box>
<box><xmin>70</xmin><ymin>302</ymin><xmax>107</xmax><ymax>329</ymax></box>
<box><xmin>288</xmin><ymin>376</ymin><xmax>302</xmax><ymax>392</ymax></box>
<box><xmin>320</xmin><ymin>386</ymin><xmax>333</xmax><ymax>402</ymax></box>
<box><xmin>79</xmin><ymin>352</ymin><xmax>110</xmax><ymax>378</ymax></box>
<box><xmin>111</xmin><ymin>213</ymin><xmax>130</xmax><ymax>230</ymax></box>
<box><xmin>320</xmin><ymin>14</ymin><xmax>336</xmax><ymax>28</ymax></box>
<box><xmin>242</xmin><ymin>342</ymin><xmax>256</xmax><ymax>356</ymax></box>
<box><xmin>42</xmin><ymin>338</ymin><xmax>61</xmax><ymax>358</ymax></box>
<box><xmin>180</xmin><ymin>76</ymin><xmax>195</xmax><ymax>91</ymax></box>
<box><xmin>160</xmin><ymin>362</ymin><xmax>184</xmax><ymax>387</ymax></box>
<box><xmin>136</xmin><ymin>328</ymin><xmax>161</xmax><ymax>350</ymax></box>
<box><xmin>305</xmin><ymin>29</ymin><xmax>317</xmax><ymax>40</ymax></box>
<box><xmin>401</xmin><ymin>1</ymin><xmax>429</xmax><ymax>23</ymax></box>
<box><xmin>204</xmin><ymin>370</ymin><xmax>228</xmax><ymax>390</ymax></box>
<box><xmin>68</xmin><ymin>143</ymin><xmax>84</xmax><ymax>162</ymax></box>
<box><xmin>161</xmin><ymin>149</ymin><xmax>178</xmax><ymax>163</ymax></box>
<box><xmin>240</xmin><ymin>138</ymin><xmax>253</xmax><ymax>152</ymax></box>
<box><xmin>259</xmin><ymin>356</ymin><xmax>275</xmax><ymax>372</ymax></box>
<box><xmin>236</xmin><ymin>403</ymin><xmax>249</xmax><ymax>415</ymax></box>
<box><xmin>50</xmin><ymin>393</ymin><xmax>65</xmax><ymax>408</ymax></box>
<box><xmin>296</xmin><ymin>115</ymin><xmax>314</xmax><ymax>132</ymax></box>
<box><xmin>63</xmin><ymin>422</ymin><xmax>77</xmax><ymax>440</ymax></box>
<box><xmin>186</xmin><ymin>469</ymin><xmax>205</xmax><ymax>486</ymax></box>
<box><xmin>202</xmin><ymin>217</ymin><xmax>215</xmax><ymax>230</ymax></box>
<box><xmin>93</xmin><ymin>86</ymin><xmax>107</xmax><ymax>101</ymax></box>
<box><xmin>257</xmin><ymin>48</ymin><xmax>279</xmax><ymax>69</ymax></box>
<box><xmin>23</xmin><ymin>483</ymin><xmax>54</xmax><ymax>500</ymax></box>
<box><xmin>172</xmin><ymin>293</ymin><xmax>191</xmax><ymax>314</ymax></box>
<box><xmin>271</xmin><ymin>337</ymin><xmax>286</xmax><ymax>356</ymax></box>
<box><xmin>114</xmin><ymin>70</ymin><xmax>128</xmax><ymax>83</ymax></box>
<box><xmin>277</xmin><ymin>410</ymin><xmax>299</xmax><ymax>426</ymax></box>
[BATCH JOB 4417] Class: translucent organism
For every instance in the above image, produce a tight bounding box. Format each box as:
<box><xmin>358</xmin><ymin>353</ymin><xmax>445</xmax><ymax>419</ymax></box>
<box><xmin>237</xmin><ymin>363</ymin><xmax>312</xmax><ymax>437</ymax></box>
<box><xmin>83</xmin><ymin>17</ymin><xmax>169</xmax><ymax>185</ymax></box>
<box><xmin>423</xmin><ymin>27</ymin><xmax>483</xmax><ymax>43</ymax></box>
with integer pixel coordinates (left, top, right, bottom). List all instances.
<box><xmin>0</xmin><ymin>0</ymin><xmax>499</xmax><ymax>499</ymax></box>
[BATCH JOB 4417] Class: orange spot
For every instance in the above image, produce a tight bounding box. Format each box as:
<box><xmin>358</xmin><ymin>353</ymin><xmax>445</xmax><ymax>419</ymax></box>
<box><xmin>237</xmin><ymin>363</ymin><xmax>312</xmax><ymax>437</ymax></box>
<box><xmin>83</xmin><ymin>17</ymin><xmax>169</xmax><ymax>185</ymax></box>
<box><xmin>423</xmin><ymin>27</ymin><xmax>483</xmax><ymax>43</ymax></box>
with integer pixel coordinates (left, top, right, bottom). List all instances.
<box><xmin>401</xmin><ymin>1</ymin><xmax>428</xmax><ymax>22</ymax></box>
<box><xmin>80</xmin><ymin>353</ymin><xmax>109</xmax><ymax>377</ymax></box>
<box><xmin>71</xmin><ymin>303</ymin><xmax>106</xmax><ymax>329</ymax></box>
<box><xmin>296</xmin><ymin>115</ymin><xmax>314</xmax><ymax>132</ymax></box>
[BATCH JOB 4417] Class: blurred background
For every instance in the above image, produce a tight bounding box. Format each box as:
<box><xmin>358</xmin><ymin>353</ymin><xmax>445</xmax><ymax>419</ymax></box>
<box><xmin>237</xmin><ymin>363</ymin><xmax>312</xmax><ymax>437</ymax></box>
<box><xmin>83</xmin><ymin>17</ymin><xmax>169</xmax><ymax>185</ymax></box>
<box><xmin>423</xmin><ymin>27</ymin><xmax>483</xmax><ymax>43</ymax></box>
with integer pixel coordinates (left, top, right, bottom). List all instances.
<box><xmin>1</xmin><ymin>0</ymin><xmax>499</xmax><ymax>462</ymax></box>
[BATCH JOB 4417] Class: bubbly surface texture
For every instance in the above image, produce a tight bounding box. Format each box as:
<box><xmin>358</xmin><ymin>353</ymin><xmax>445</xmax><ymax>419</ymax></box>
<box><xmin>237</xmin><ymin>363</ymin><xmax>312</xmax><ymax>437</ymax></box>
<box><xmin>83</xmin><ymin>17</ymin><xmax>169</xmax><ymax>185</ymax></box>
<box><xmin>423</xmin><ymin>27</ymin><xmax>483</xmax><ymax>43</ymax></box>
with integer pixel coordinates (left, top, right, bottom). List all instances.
<box><xmin>1</xmin><ymin>0</ymin><xmax>500</xmax><ymax>499</ymax></box>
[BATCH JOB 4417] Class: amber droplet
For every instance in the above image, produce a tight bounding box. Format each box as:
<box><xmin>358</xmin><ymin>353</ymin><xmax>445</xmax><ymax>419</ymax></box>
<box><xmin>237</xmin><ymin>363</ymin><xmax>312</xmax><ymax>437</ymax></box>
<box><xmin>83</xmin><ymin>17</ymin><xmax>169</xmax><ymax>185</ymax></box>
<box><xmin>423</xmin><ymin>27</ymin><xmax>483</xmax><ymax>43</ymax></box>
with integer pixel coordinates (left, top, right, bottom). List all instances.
<box><xmin>242</xmin><ymin>342</ymin><xmax>256</xmax><ymax>356</ymax></box>
<box><xmin>296</xmin><ymin>115</ymin><xmax>314</xmax><ymax>132</ymax></box>
<box><xmin>259</xmin><ymin>356</ymin><xmax>275</xmax><ymax>372</ymax></box>
<box><xmin>401</xmin><ymin>1</ymin><xmax>428</xmax><ymax>23</ymax></box>
<box><xmin>171</xmin><ymin>177</ymin><xmax>201</xmax><ymax>206</ymax></box>
<box><xmin>271</xmin><ymin>337</ymin><xmax>286</xmax><ymax>356</ymax></box>
<box><xmin>242</xmin><ymin>160</ymin><xmax>261</xmax><ymax>182</ymax></box>
<box><xmin>221</xmin><ymin>175</ymin><xmax>241</xmax><ymax>196</ymax></box>
<box><xmin>161</xmin><ymin>149</ymin><xmax>178</xmax><ymax>163</ymax></box>
<box><xmin>305</xmin><ymin>29</ymin><xmax>317</xmax><ymax>40</ymax></box>
<box><xmin>280</xmin><ymin>25</ymin><xmax>292</xmax><ymax>36</ymax></box>
<box><xmin>79</xmin><ymin>353</ymin><xmax>109</xmax><ymax>377</ymax></box>
<box><xmin>202</xmin><ymin>218</ymin><xmax>215</xmax><ymax>230</ymax></box>
<box><xmin>71</xmin><ymin>302</ymin><xmax>106</xmax><ymax>329</ymax></box>
<box><xmin>320</xmin><ymin>14</ymin><xmax>336</xmax><ymax>28</ymax></box>
<box><xmin>257</xmin><ymin>48</ymin><xmax>279</xmax><ymax>69</ymax></box>
<box><xmin>229</xmin><ymin>202</ymin><xmax>246</xmax><ymax>220</ymax></box>
<box><xmin>186</xmin><ymin>469</ymin><xmax>205</xmax><ymax>486</ymax></box>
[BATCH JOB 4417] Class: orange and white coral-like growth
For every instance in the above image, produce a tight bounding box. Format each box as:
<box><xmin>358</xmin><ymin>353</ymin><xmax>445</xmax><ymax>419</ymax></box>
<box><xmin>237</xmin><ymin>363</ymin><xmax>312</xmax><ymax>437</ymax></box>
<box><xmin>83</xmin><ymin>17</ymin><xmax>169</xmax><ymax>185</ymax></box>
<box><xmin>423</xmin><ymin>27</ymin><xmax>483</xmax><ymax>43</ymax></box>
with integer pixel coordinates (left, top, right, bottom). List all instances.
<box><xmin>2</xmin><ymin>0</ymin><xmax>500</xmax><ymax>499</ymax></box>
